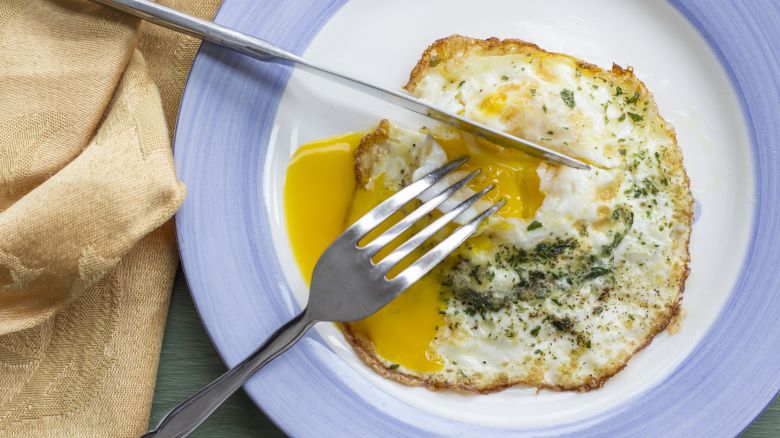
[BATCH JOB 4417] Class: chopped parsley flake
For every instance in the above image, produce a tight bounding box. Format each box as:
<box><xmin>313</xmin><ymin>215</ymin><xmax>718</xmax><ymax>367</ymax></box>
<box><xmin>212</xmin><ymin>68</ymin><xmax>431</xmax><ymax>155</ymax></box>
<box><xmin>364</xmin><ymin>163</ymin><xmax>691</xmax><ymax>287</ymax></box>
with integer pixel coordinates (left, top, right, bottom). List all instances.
<box><xmin>551</xmin><ymin>317</ymin><xmax>574</xmax><ymax>332</ymax></box>
<box><xmin>560</xmin><ymin>89</ymin><xmax>576</xmax><ymax>109</ymax></box>
<box><xmin>628</xmin><ymin>112</ymin><xmax>643</xmax><ymax>122</ymax></box>
<box><xmin>527</xmin><ymin>221</ymin><xmax>543</xmax><ymax>231</ymax></box>
<box><xmin>530</xmin><ymin>326</ymin><xmax>541</xmax><ymax>336</ymax></box>
<box><xmin>583</xmin><ymin>266</ymin><xmax>611</xmax><ymax>280</ymax></box>
<box><xmin>532</xmin><ymin>238</ymin><xmax>578</xmax><ymax>260</ymax></box>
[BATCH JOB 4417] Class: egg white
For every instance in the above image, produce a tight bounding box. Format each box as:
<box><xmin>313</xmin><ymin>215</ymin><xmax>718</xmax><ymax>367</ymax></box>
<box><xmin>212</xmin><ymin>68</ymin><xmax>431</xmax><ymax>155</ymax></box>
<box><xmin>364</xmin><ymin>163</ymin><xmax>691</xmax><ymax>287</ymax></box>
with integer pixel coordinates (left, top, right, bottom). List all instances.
<box><xmin>349</xmin><ymin>36</ymin><xmax>692</xmax><ymax>391</ymax></box>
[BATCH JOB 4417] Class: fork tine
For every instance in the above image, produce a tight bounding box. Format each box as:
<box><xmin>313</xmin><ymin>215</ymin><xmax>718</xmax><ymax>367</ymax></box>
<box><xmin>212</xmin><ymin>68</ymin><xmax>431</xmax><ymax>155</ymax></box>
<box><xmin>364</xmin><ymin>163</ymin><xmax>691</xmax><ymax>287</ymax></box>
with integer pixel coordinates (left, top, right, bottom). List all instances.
<box><xmin>360</xmin><ymin>169</ymin><xmax>481</xmax><ymax>255</ymax></box>
<box><xmin>388</xmin><ymin>198</ymin><xmax>507</xmax><ymax>294</ymax></box>
<box><xmin>374</xmin><ymin>184</ymin><xmax>495</xmax><ymax>274</ymax></box>
<box><xmin>344</xmin><ymin>157</ymin><xmax>468</xmax><ymax>240</ymax></box>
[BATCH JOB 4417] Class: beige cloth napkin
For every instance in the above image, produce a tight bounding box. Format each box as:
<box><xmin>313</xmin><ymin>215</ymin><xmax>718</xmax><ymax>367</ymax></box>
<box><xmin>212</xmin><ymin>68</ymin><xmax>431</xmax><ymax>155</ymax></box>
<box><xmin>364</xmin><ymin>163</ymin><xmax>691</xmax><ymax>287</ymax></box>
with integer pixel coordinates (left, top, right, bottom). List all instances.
<box><xmin>0</xmin><ymin>0</ymin><xmax>220</xmax><ymax>435</ymax></box>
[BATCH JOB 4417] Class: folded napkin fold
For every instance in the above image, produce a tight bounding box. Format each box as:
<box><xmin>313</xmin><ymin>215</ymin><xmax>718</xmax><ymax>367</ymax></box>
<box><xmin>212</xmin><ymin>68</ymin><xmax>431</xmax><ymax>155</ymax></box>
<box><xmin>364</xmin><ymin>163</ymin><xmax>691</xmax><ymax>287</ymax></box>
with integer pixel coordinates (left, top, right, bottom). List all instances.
<box><xmin>0</xmin><ymin>0</ymin><xmax>219</xmax><ymax>435</ymax></box>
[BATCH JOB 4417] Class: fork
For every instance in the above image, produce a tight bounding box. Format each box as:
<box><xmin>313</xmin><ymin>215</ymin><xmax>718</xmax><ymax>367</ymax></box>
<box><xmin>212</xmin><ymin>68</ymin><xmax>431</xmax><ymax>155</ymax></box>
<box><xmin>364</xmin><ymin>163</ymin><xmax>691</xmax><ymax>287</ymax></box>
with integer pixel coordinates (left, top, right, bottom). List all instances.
<box><xmin>142</xmin><ymin>157</ymin><xmax>504</xmax><ymax>437</ymax></box>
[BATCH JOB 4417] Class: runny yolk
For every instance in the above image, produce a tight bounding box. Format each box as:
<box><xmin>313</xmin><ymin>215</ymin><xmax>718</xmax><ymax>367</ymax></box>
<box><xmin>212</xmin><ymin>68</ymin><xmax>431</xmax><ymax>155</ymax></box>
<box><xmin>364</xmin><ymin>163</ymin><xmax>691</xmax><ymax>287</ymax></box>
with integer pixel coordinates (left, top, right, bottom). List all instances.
<box><xmin>433</xmin><ymin>131</ymin><xmax>544</xmax><ymax>220</ymax></box>
<box><xmin>284</xmin><ymin>129</ymin><xmax>544</xmax><ymax>373</ymax></box>
<box><xmin>284</xmin><ymin>132</ymin><xmax>363</xmax><ymax>283</ymax></box>
<box><xmin>344</xmin><ymin>183</ymin><xmax>446</xmax><ymax>372</ymax></box>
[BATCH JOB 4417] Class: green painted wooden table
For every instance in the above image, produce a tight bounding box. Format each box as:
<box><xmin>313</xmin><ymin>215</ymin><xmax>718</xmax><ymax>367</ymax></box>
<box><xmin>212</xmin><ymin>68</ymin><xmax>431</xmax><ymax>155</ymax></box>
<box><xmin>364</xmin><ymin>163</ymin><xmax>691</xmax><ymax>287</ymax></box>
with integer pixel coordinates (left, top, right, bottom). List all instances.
<box><xmin>150</xmin><ymin>271</ymin><xmax>780</xmax><ymax>437</ymax></box>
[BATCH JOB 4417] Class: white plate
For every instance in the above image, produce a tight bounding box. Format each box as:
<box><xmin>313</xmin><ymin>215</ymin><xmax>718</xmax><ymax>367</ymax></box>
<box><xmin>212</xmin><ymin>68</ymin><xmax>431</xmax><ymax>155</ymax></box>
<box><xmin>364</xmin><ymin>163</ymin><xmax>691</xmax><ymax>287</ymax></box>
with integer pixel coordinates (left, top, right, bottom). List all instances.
<box><xmin>175</xmin><ymin>0</ymin><xmax>780</xmax><ymax>435</ymax></box>
<box><xmin>266</xmin><ymin>0</ymin><xmax>752</xmax><ymax>428</ymax></box>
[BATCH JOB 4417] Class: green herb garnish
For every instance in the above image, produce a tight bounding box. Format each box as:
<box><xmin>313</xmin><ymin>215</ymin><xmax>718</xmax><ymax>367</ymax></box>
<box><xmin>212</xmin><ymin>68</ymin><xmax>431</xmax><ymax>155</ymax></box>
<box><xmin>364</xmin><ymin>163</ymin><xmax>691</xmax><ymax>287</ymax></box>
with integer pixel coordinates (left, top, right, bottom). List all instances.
<box><xmin>627</xmin><ymin>112</ymin><xmax>643</xmax><ymax>122</ymax></box>
<box><xmin>551</xmin><ymin>317</ymin><xmax>574</xmax><ymax>332</ymax></box>
<box><xmin>583</xmin><ymin>266</ymin><xmax>611</xmax><ymax>280</ymax></box>
<box><xmin>560</xmin><ymin>89</ymin><xmax>576</xmax><ymax>109</ymax></box>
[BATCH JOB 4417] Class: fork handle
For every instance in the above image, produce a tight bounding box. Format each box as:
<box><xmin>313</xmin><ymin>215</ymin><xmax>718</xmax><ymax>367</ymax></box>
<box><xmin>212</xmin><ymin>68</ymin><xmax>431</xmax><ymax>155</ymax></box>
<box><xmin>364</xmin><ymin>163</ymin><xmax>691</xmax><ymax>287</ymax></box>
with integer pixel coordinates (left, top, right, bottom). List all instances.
<box><xmin>141</xmin><ymin>311</ymin><xmax>315</xmax><ymax>438</ymax></box>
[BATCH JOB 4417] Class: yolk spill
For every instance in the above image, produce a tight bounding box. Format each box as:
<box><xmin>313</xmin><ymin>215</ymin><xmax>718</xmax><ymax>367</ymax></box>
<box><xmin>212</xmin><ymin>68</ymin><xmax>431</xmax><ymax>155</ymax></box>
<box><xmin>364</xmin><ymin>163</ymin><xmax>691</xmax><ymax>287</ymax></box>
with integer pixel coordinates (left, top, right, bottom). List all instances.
<box><xmin>345</xmin><ymin>182</ymin><xmax>446</xmax><ymax>372</ymax></box>
<box><xmin>433</xmin><ymin>131</ymin><xmax>543</xmax><ymax>219</ymax></box>
<box><xmin>284</xmin><ymin>132</ymin><xmax>363</xmax><ymax>283</ymax></box>
<box><xmin>284</xmin><ymin>128</ymin><xmax>544</xmax><ymax>373</ymax></box>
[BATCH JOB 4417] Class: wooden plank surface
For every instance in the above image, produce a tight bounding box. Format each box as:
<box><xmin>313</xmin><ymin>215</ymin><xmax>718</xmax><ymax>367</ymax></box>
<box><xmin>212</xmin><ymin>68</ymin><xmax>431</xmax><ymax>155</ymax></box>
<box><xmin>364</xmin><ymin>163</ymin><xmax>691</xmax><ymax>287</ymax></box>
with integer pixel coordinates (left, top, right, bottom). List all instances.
<box><xmin>150</xmin><ymin>271</ymin><xmax>779</xmax><ymax>437</ymax></box>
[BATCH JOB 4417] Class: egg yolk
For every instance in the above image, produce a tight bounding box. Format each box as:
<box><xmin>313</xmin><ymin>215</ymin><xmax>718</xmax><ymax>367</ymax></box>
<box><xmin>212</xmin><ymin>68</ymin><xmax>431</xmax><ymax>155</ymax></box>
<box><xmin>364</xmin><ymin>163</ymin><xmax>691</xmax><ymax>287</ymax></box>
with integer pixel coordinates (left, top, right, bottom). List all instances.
<box><xmin>344</xmin><ymin>181</ymin><xmax>446</xmax><ymax>372</ymax></box>
<box><xmin>433</xmin><ymin>131</ymin><xmax>543</xmax><ymax>219</ymax></box>
<box><xmin>479</xmin><ymin>91</ymin><xmax>508</xmax><ymax>116</ymax></box>
<box><xmin>284</xmin><ymin>132</ymin><xmax>364</xmax><ymax>283</ymax></box>
<box><xmin>284</xmin><ymin>128</ymin><xmax>544</xmax><ymax>373</ymax></box>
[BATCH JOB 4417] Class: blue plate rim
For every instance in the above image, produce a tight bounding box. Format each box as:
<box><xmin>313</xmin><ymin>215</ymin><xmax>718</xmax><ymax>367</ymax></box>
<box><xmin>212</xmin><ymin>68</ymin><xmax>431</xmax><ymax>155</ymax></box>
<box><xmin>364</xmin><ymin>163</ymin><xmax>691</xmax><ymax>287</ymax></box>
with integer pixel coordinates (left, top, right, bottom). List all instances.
<box><xmin>174</xmin><ymin>0</ymin><xmax>780</xmax><ymax>435</ymax></box>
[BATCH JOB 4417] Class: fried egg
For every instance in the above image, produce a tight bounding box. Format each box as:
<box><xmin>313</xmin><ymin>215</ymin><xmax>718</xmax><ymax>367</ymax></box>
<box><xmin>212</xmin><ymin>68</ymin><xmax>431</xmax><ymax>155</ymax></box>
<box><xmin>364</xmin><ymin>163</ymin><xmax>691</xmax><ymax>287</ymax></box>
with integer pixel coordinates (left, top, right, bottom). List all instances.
<box><xmin>284</xmin><ymin>36</ymin><xmax>692</xmax><ymax>391</ymax></box>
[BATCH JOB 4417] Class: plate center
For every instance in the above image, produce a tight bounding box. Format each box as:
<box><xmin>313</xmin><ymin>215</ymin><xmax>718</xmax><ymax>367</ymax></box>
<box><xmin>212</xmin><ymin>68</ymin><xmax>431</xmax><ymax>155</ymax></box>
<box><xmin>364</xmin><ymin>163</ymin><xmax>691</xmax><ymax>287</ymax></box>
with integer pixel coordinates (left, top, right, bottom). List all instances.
<box><xmin>266</xmin><ymin>0</ymin><xmax>753</xmax><ymax>428</ymax></box>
